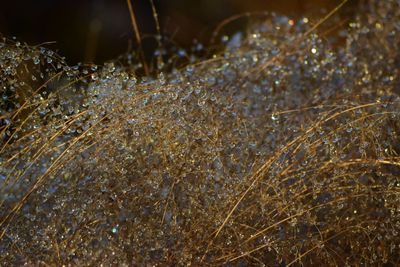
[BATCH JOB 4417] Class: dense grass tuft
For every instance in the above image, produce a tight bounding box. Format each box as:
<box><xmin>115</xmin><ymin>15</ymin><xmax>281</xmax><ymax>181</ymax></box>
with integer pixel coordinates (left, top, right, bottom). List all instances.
<box><xmin>1</xmin><ymin>0</ymin><xmax>399</xmax><ymax>265</ymax></box>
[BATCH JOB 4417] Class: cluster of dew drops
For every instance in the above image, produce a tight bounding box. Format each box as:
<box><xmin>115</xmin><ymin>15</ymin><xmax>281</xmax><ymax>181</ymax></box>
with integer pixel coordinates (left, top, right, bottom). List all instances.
<box><xmin>1</xmin><ymin>0</ymin><xmax>400</xmax><ymax>265</ymax></box>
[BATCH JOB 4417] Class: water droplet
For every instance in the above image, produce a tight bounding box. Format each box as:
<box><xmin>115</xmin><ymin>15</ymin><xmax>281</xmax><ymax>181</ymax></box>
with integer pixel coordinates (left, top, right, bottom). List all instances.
<box><xmin>91</xmin><ymin>73</ymin><xmax>98</xmax><ymax>81</ymax></box>
<box><xmin>311</xmin><ymin>47</ymin><xmax>317</xmax><ymax>54</ymax></box>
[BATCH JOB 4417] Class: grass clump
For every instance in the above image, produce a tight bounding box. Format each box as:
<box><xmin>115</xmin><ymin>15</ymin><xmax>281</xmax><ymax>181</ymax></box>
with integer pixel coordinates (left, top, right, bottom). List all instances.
<box><xmin>0</xmin><ymin>0</ymin><xmax>400</xmax><ymax>265</ymax></box>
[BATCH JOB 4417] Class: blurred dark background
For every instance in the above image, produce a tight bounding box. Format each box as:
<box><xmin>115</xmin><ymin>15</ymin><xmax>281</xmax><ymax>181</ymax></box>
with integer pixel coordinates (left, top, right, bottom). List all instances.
<box><xmin>0</xmin><ymin>0</ymin><xmax>356</xmax><ymax>65</ymax></box>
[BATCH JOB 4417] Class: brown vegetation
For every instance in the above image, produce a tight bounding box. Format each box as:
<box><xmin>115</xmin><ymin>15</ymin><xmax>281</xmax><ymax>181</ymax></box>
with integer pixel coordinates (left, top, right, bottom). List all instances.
<box><xmin>0</xmin><ymin>0</ymin><xmax>399</xmax><ymax>265</ymax></box>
